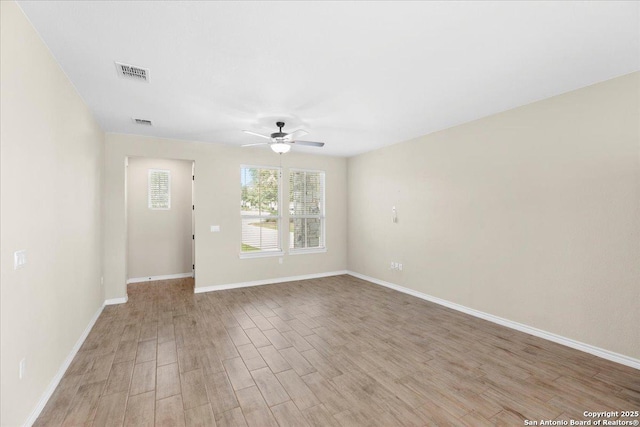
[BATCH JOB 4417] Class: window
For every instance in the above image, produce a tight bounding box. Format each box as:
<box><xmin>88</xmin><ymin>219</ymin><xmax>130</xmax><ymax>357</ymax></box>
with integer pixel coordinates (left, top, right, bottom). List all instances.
<box><xmin>289</xmin><ymin>169</ymin><xmax>325</xmax><ymax>252</ymax></box>
<box><xmin>148</xmin><ymin>169</ymin><xmax>170</xmax><ymax>209</ymax></box>
<box><xmin>240</xmin><ymin>166</ymin><xmax>282</xmax><ymax>256</ymax></box>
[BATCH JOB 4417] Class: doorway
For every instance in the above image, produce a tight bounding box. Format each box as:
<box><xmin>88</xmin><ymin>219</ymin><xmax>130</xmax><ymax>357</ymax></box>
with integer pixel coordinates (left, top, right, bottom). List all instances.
<box><xmin>125</xmin><ymin>157</ymin><xmax>195</xmax><ymax>284</ymax></box>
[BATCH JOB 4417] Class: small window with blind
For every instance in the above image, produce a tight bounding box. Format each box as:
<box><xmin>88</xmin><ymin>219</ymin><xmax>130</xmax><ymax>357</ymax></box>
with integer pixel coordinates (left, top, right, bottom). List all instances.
<box><xmin>148</xmin><ymin>169</ymin><xmax>171</xmax><ymax>210</ymax></box>
<box><xmin>289</xmin><ymin>169</ymin><xmax>326</xmax><ymax>253</ymax></box>
<box><xmin>240</xmin><ymin>166</ymin><xmax>283</xmax><ymax>257</ymax></box>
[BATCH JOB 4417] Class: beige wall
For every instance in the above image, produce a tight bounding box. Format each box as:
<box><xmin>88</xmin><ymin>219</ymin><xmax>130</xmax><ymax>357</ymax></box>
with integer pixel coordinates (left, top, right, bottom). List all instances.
<box><xmin>348</xmin><ymin>72</ymin><xmax>640</xmax><ymax>360</ymax></box>
<box><xmin>127</xmin><ymin>157</ymin><xmax>193</xmax><ymax>279</ymax></box>
<box><xmin>0</xmin><ymin>2</ymin><xmax>105</xmax><ymax>425</ymax></box>
<box><xmin>104</xmin><ymin>134</ymin><xmax>348</xmax><ymax>300</ymax></box>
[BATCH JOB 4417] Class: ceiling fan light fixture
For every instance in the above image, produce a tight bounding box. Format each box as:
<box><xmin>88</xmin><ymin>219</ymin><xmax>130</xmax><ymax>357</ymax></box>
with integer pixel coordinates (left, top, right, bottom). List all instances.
<box><xmin>271</xmin><ymin>142</ymin><xmax>291</xmax><ymax>154</ymax></box>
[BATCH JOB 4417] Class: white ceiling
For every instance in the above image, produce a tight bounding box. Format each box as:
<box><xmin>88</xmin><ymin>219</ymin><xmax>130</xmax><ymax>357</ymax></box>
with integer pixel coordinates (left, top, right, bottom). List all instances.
<box><xmin>17</xmin><ymin>1</ymin><xmax>640</xmax><ymax>157</ymax></box>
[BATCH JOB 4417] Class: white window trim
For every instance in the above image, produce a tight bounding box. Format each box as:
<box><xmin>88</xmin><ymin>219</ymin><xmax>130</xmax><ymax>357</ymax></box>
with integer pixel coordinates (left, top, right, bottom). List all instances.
<box><xmin>148</xmin><ymin>168</ymin><xmax>171</xmax><ymax>210</ymax></box>
<box><xmin>289</xmin><ymin>247</ymin><xmax>327</xmax><ymax>255</ymax></box>
<box><xmin>288</xmin><ymin>168</ymin><xmax>326</xmax><ymax>254</ymax></box>
<box><xmin>240</xmin><ymin>165</ymin><xmax>283</xmax><ymax>257</ymax></box>
<box><xmin>239</xmin><ymin>250</ymin><xmax>285</xmax><ymax>259</ymax></box>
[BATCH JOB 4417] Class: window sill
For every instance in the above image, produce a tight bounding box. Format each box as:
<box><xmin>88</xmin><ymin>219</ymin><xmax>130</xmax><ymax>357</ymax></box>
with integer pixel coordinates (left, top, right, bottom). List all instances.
<box><xmin>288</xmin><ymin>248</ymin><xmax>327</xmax><ymax>256</ymax></box>
<box><xmin>239</xmin><ymin>250</ymin><xmax>284</xmax><ymax>259</ymax></box>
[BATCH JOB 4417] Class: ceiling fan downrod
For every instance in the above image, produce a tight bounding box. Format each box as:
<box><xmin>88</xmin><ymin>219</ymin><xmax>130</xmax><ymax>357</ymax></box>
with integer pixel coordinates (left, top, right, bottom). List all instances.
<box><xmin>272</xmin><ymin>122</ymin><xmax>287</xmax><ymax>139</ymax></box>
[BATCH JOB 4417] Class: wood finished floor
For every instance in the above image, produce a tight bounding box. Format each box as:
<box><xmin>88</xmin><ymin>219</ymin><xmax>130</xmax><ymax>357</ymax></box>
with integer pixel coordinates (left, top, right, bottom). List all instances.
<box><xmin>35</xmin><ymin>275</ymin><xmax>639</xmax><ymax>426</ymax></box>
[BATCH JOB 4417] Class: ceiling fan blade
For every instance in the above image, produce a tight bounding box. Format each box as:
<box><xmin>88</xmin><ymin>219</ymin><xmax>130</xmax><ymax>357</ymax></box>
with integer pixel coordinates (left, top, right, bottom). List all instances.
<box><xmin>292</xmin><ymin>140</ymin><xmax>325</xmax><ymax>147</ymax></box>
<box><xmin>241</xmin><ymin>142</ymin><xmax>269</xmax><ymax>147</ymax></box>
<box><xmin>242</xmin><ymin>130</ymin><xmax>271</xmax><ymax>140</ymax></box>
<box><xmin>285</xmin><ymin>129</ymin><xmax>309</xmax><ymax>140</ymax></box>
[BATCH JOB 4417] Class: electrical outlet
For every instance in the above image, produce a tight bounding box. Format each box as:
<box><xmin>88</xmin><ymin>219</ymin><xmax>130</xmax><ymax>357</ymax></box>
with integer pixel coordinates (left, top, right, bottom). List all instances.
<box><xmin>19</xmin><ymin>358</ymin><xmax>26</xmax><ymax>379</ymax></box>
<box><xmin>279</xmin><ymin>257</ymin><xmax>283</xmax><ymax>265</ymax></box>
<box><xmin>390</xmin><ymin>262</ymin><xmax>403</xmax><ymax>271</ymax></box>
<box><xmin>100</xmin><ymin>276</ymin><xmax>104</xmax><ymax>286</ymax></box>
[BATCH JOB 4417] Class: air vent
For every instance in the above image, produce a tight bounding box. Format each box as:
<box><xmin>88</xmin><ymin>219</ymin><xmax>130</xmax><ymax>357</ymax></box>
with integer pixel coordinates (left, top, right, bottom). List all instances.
<box><xmin>115</xmin><ymin>62</ymin><xmax>149</xmax><ymax>82</ymax></box>
<box><xmin>133</xmin><ymin>118</ymin><xmax>152</xmax><ymax>126</ymax></box>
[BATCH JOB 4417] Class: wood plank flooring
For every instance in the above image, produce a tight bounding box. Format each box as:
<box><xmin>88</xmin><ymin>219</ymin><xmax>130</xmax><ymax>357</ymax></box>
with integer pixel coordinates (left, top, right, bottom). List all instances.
<box><xmin>35</xmin><ymin>275</ymin><xmax>639</xmax><ymax>426</ymax></box>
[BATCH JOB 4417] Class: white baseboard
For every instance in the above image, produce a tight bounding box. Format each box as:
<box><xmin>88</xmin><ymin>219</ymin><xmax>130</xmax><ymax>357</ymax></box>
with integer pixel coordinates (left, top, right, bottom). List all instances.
<box><xmin>347</xmin><ymin>271</ymin><xmax>640</xmax><ymax>371</ymax></box>
<box><xmin>24</xmin><ymin>303</ymin><xmax>105</xmax><ymax>426</ymax></box>
<box><xmin>126</xmin><ymin>272</ymin><xmax>193</xmax><ymax>284</ymax></box>
<box><xmin>104</xmin><ymin>296</ymin><xmax>128</xmax><ymax>305</ymax></box>
<box><xmin>195</xmin><ymin>270</ymin><xmax>348</xmax><ymax>294</ymax></box>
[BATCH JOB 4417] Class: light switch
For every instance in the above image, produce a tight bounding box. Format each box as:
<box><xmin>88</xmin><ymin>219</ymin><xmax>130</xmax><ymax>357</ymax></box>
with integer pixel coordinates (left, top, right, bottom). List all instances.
<box><xmin>210</xmin><ymin>225</ymin><xmax>220</xmax><ymax>232</ymax></box>
<box><xmin>14</xmin><ymin>250</ymin><xmax>27</xmax><ymax>269</ymax></box>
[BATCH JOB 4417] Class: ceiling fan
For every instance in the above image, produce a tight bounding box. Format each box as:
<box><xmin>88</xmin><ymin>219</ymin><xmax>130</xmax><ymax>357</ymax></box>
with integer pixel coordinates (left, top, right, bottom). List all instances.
<box><xmin>242</xmin><ymin>122</ymin><xmax>325</xmax><ymax>154</ymax></box>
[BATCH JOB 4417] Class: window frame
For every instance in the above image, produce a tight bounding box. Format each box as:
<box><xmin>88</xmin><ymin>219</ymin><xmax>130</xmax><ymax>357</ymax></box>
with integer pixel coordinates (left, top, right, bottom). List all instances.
<box><xmin>288</xmin><ymin>168</ymin><xmax>327</xmax><ymax>255</ymax></box>
<box><xmin>148</xmin><ymin>168</ymin><xmax>171</xmax><ymax>210</ymax></box>
<box><xmin>239</xmin><ymin>165</ymin><xmax>284</xmax><ymax>259</ymax></box>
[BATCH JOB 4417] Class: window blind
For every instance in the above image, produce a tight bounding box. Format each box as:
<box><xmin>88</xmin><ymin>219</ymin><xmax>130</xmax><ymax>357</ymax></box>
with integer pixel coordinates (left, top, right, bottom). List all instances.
<box><xmin>148</xmin><ymin>169</ymin><xmax>171</xmax><ymax>210</ymax></box>
<box><xmin>241</xmin><ymin>166</ymin><xmax>281</xmax><ymax>253</ymax></box>
<box><xmin>289</xmin><ymin>170</ymin><xmax>325</xmax><ymax>250</ymax></box>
